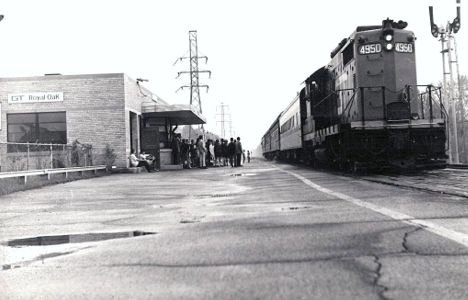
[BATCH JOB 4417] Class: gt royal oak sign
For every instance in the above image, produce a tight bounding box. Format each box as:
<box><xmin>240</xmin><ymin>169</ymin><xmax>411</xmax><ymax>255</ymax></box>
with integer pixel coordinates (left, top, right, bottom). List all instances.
<box><xmin>8</xmin><ymin>92</ymin><xmax>64</xmax><ymax>104</ymax></box>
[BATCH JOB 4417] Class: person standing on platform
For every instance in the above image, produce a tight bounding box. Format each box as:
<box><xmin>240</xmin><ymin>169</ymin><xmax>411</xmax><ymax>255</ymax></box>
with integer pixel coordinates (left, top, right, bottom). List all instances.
<box><xmin>222</xmin><ymin>139</ymin><xmax>229</xmax><ymax>166</ymax></box>
<box><xmin>228</xmin><ymin>138</ymin><xmax>236</xmax><ymax>167</ymax></box>
<box><xmin>214</xmin><ymin>139</ymin><xmax>222</xmax><ymax>167</ymax></box>
<box><xmin>181</xmin><ymin>139</ymin><xmax>191</xmax><ymax>169</ymax></box>
<box><xmin>190</xmin><ymin>139</ymin><xmax>198</xmax><ymax>168</ymax></box>
<box><xmin>209</xmin><ymin>140</ymin><xmax>215</xmax><ymax>166</ymax></box>
<box><xmin>205</xmin><ymin>139</ymin><xmax>212</xmax><ymax>167</ymax></box>
<box><xmin>196</xmin><ymin>135</ymin><xmax>207</xmax><ymax>168</ymax></box>
<box><xmin>235</xmin><ymin>137</ymin><xmax>243</xmax><ymax>167</ymax></box>
<box><xmin>247</xmin><ymin>150</ymin><xmax>251</xmax><ymax>163</ymax></box>
<box><xmin>172</xmin><ymin>134</ymin><xmax>181</xmax><ymax>165</ymax></box>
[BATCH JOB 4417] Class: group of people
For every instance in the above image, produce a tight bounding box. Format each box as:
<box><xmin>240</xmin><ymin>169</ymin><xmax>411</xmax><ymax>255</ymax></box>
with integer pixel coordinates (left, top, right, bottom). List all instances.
<box><xmin>129</xmin><ymin>134</ymin><xmax>252</xmax><ymax>172</ymax></box>
<box><xmin>173</xmin><ymin>134</ymin><xmax>251</xmax><ymax>169</ymax></box>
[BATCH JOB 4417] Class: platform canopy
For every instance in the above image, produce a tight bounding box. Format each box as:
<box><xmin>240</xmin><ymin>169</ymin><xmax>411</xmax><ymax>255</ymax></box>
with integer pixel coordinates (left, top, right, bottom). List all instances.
<box><xmin>141</xmin><ymin>102</ymin><xmax>206</xmax><ymax>125</ymax></box>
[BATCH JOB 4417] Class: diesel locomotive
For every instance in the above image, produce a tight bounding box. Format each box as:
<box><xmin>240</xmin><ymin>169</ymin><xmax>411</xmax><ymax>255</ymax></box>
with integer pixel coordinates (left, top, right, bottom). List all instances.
<box><xmin>262</xmin><ymin>19</ymin><xmax>447</xmax><ymax>171</ymax></box>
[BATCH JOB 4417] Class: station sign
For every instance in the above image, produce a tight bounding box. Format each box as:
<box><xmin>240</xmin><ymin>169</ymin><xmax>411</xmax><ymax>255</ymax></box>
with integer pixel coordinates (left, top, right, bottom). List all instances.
<box><xmin>8</xmin><ymin>92</ymin><xmax>64</xmax><ymax>104</ymax></box>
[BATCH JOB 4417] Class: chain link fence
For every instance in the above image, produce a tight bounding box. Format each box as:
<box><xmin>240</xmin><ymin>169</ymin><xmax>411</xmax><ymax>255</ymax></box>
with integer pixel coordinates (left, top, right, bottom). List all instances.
<box><xmin>0</xmin><ymin>141</ymin><xmax>93</xmax><ymax>172</ymax></box>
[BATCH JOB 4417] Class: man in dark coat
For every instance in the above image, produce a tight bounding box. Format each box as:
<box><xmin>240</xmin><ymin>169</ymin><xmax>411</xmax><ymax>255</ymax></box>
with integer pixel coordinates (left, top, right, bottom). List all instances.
<box><xmin>172</xmin><ymin>134</ymin><xmax>182</xmax><ymax>165</ymax></box>
<box><xmin>222</xmin><ymin>139</ymin><xmax>229</xmax><ymax>166</ymax></box>
<box><xmin>228</xmin><ymin>138</ymin><xmax>236</xmax><ymax>167</ymax></box>
<box><xmin>214</xmin><ymin>139</ymin><xmax>222</xmax><ymax>166</ymax></box>
<box><xmin>190</xmin><ymin>139</ymin><xmax>198</xmax><ymax>168</ymax></box>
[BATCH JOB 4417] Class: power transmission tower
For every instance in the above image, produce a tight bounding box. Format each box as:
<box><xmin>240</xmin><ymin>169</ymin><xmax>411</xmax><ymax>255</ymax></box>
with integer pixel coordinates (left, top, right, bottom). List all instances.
<box><xmin>175</xmin><ymin>30</ymin><xmax>211</xmax><ymax>140</ymax></box>
<box><xmin>216</xmin><ymin>102</ymin><xmax>232</xmax><ymax>139</ymax></box>
<box><xmin>429</xmin><ymin>0</ymin><xmax>462</xmax><ymax>164</ymax></box>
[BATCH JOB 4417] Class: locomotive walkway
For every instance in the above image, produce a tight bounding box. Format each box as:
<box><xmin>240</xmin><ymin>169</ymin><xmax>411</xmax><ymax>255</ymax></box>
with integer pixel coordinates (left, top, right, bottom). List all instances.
<box><xmin>1</xmin><ymin>159</ymin><xmax>467</xmax><ymax>299</ymax></box>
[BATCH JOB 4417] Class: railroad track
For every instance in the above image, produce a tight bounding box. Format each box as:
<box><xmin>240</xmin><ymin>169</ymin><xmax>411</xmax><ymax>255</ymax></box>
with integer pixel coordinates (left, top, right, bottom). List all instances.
<box><xmin>447</xmin><ymin>164</ymin><xmax>468</xmax><ymax>170</ymax></box>
<box><xmin>357</xmin><ymin>167</ymin><xmax>468</xmax><ymax>199</ymax></box>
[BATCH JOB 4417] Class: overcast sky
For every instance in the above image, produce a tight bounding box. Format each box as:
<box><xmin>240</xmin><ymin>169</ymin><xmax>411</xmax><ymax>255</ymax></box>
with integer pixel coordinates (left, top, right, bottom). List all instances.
<box><xmin>1</xmin><ymin>0</ymin><xmax>465</xmax><ymax>149</ymax></box>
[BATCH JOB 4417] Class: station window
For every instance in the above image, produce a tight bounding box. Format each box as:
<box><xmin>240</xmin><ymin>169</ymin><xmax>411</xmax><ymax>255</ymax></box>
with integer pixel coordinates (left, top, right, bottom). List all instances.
<box><xmin>7</xmin><ymin>112</ymin><xmax>67</xmax><ymax>148</ymax></box>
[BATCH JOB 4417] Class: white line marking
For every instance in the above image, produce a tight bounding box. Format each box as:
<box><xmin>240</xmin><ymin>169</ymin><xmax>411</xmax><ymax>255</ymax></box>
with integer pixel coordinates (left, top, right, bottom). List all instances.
<box><xmin>277</xmin><ymin>167</ymin><xmax>468</xmax><ymax>248</ymax></box>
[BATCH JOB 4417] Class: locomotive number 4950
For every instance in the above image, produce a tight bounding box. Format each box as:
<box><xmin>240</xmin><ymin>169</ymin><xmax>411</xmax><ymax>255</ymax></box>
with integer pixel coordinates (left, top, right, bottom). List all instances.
<box><xmin>395</xmin><ymin>43</ymin><xmax>413</xmax><ymax>53</ymax></box>
<box><xmin>358</xmin><ymin>43</ymin><xmax>382</xmax><ymax>55</ymax></box>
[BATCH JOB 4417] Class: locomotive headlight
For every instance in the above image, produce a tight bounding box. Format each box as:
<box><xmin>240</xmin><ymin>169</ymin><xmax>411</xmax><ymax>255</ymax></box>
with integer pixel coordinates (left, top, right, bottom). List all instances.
<box><xmin>385</xmin><ymin>43</ymin><xmax>393</xmax><ymax>51</ymax></box>
<box><xmin>385</xmin><ymin>34</ymin><xmax>393</xmax><ymax>42</ymax></box>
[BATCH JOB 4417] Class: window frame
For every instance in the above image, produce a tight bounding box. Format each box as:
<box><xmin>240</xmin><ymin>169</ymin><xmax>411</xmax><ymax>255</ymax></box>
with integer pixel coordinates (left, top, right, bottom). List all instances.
<box><xmin>7</xmin><ymin>111</ymin><xmax>67</xmax><ymax>146</ymax></box>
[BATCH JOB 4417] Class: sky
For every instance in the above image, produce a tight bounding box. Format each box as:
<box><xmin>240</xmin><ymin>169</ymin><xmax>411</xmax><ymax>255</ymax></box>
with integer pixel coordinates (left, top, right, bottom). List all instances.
<box><xmin>0</xmin><ymin>0</ymin><xmax>466</xmax><ymax>150</ymax></box>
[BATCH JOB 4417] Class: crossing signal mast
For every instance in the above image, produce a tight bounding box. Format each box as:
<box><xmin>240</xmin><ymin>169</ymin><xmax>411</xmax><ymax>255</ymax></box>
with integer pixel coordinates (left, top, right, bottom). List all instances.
<box><xmin>175</xmin><ymin>30</ymin><xmax>211</xmax><ymax>139</ymax></box>
<box><xmin>429</xmin><ymin>0</ymin><xmax>462</xmax><ymax>164</ymax></box>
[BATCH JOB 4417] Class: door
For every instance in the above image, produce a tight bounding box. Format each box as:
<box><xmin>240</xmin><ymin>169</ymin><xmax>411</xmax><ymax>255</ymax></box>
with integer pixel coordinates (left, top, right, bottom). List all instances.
<box><xmin>141</xmin><ymin>127</ymin><xmax>160</xmax><ymax>169</ymax></box>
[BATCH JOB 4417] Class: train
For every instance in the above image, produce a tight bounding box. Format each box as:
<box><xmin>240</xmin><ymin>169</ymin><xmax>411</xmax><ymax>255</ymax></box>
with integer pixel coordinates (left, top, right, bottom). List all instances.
<box><xmin>262</xmin><ymin>18</ymin><xmax>447</xmax><ymax>171</ymax></box>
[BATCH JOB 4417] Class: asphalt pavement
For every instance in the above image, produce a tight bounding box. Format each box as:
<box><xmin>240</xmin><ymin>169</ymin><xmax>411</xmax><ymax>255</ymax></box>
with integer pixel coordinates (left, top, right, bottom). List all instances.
<box><xmin>1</xmin><ymin>159</ymin><xmax>467</xmax><ymax>299</ymax></box>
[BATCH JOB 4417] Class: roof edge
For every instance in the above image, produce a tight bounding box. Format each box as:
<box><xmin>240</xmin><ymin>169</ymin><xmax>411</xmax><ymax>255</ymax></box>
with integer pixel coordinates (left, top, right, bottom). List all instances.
<box><xmin>0</xmin><ymin>73</ymin><xmax>126</xmax><ymax>82</ymax></box>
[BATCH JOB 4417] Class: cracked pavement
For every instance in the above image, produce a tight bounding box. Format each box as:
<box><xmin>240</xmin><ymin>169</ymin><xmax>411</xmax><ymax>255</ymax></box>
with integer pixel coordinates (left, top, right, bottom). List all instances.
<box><xmin>1</xmin><ymin>160</ymin><xmax>467</xmax><ymax>299</ymax></box>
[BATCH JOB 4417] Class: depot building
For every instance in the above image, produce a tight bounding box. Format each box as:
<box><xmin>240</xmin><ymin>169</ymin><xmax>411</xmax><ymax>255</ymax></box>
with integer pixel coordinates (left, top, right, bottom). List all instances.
<box><xmin>0</xmin><ymin>73</ymin><xmax>206</xmax><ymax>169</ymax></box>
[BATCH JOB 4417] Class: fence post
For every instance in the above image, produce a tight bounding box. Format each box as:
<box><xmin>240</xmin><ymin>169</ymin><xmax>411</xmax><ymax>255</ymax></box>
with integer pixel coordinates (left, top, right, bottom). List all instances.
<box><xmin>27</xmin><ymin>142</ymin><xmax>30</xmax><ymax>170</ymax></box>
<box><xmin>84</xmin><ymin>148</ymin><xmax>87</xmax><ymax>167</ymax></box>
<box><xmin>63</xmin><ymin>144</ymin><xmax>65</xmax><ymax>165</ymax></box>
<box><xmin>67</xmin><ymin>145</ymin><xmax>71</xmax><ymax>167</ymax></box>
<box><xmin>50</xmin><ymin>144</ymin><xmax>53</xmax><ymax>169</ymax></box>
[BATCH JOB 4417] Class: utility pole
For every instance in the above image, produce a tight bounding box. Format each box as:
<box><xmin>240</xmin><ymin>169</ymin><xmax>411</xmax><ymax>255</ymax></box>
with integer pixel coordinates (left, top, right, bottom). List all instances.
<box><xmin>216</xmin><ymin>103</ymin><xmax>232</xmax><ymax>139</ymax></box>
<box><xmin>175</xmin><ymin>30</ymin><xmax>211</xmax><ymax>140</ymax></box>
<box><xmin>452</xmin><ymin>37</ymin><xmax>467</xmax><ymax>163</ymax></box>
<box><xmin>429</xmin><ymin>0</ymin><xmax>462</xmax><ymax>164</ymax></box>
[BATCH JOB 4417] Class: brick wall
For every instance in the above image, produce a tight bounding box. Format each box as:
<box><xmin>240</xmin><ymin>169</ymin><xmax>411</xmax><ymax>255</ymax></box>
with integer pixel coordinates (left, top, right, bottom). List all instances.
<box><xmin>0</xmin><ymin>73</ymin><xmax>166</xmax><ymax>169</ymax></box>
<box><xmin>0</xmin><ymin>74</ymin><xmax>131</xmax><ymax>168</ymax></box>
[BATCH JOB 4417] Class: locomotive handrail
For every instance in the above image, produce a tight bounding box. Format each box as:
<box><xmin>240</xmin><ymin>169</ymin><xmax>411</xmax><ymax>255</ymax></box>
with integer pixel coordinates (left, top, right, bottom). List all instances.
<box><xmin>320</xmin><ymin>85</ymin><xmax>446</xmax><ymax>126</ymax></box>
<box><xmin>335</xmin><ymin>88</ymin><xmax>357</xmax><ymax>119</ymax></box>
<box><xmin>335</xmin><ymin>88</ymin><xmax>356</xmax><ymax>92</ymax></box>
<box><xmin>407</xmin><ymin>84</ymin><xmax>447</xmax><ymax>121</ymax></box>
<box><xmin>312</xmin><ymin>91</ymin><xmax>338</xmax><ymax>109</ymax></box>
<box><xmin>342</xmin><ymin>92</ymin><xmax>357</xmax><ymax>120</ymax></box>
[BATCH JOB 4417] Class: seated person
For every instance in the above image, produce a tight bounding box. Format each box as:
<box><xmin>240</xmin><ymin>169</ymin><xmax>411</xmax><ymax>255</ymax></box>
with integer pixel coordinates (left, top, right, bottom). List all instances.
<box><xmin>139</xmin><ymin>151</ymin><xmax>156</xmax><ymax>170</ymax></box>
<box><xmin>129</xmin><ymin>149</ymin><xmax>152</xmax><ymax>172</ymax></box>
